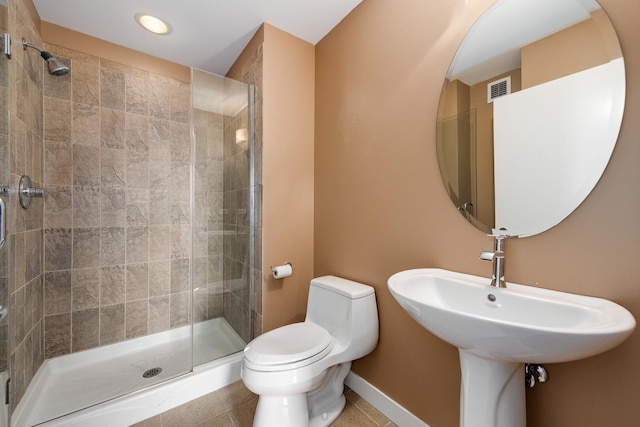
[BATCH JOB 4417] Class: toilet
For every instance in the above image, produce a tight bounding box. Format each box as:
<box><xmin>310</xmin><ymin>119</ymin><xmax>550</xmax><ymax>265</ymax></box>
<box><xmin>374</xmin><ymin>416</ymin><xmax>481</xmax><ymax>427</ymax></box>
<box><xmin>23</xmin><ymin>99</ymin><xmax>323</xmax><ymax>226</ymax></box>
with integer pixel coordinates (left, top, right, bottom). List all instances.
<box><xmin>241</xmin><ymin>275</ymin><xmax>379</xmax><ymax>427</ymax></box>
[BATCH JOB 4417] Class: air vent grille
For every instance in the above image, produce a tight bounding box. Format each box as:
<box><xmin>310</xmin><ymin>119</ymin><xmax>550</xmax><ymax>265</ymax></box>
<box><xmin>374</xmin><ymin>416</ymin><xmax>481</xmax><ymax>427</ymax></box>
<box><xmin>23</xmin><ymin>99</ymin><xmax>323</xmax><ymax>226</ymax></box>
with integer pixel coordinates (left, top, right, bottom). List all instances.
<box><xmin>487</xmin><ymin>76</ymin><xmax>511</xmax><ymax>103</ymax></box>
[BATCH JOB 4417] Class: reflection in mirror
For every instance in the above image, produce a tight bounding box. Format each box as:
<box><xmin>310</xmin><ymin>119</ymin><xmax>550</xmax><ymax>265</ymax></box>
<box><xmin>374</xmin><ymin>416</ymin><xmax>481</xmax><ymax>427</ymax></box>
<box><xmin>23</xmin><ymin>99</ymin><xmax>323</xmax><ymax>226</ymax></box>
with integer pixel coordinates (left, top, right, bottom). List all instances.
<box><xmin>436</xmin><ymin>0</ymin><xmax>625</xmax><ymax>237</ymax></box>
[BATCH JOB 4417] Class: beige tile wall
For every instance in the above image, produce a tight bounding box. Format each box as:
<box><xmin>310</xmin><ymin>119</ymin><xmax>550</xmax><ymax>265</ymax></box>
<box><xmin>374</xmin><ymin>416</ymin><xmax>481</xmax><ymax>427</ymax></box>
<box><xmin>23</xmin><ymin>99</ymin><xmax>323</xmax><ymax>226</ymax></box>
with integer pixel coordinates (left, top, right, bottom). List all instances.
<box><xmin>41</xmin><ymin>43</ymin><xmax>192</xmax><ymax>357</ymax></box>
<box><xmin>8</xmin><ymin>0</ymin><xmax>45</xmax><ymax>412</ymax></box>
<box><xmin>226</xmin><ymin>27</ymin><xmax>263</xmax><ymax>338</ymax></box>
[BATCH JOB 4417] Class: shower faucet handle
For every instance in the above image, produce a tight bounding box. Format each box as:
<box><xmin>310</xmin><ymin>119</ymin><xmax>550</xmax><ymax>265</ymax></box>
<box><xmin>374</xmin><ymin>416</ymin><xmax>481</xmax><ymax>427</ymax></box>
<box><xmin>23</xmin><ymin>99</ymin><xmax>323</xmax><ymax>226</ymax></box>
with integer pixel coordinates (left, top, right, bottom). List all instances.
<box><xmin>19</xmin><ymin>175</ymin><xmax>45</xmax><ymax>209</ymax></box>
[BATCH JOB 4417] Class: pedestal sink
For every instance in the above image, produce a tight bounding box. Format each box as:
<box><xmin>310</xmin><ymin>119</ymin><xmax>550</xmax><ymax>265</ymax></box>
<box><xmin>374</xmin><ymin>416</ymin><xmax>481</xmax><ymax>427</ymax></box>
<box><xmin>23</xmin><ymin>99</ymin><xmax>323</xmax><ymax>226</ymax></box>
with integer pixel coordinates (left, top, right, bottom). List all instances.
<box><xmin>388</xmin><ymin>268</ymin><xmax>636</xmax><ymax>427</ymax></box>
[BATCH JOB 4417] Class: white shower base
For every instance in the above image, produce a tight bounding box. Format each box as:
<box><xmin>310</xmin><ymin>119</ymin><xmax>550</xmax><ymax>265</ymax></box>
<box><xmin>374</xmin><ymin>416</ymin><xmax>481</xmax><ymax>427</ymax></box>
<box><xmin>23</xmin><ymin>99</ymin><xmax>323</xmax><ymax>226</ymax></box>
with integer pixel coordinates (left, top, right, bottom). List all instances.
<box><xmin>13</xmin><ymin>318</ymin><xmax>246</xmax><ymax>427</ymax></box>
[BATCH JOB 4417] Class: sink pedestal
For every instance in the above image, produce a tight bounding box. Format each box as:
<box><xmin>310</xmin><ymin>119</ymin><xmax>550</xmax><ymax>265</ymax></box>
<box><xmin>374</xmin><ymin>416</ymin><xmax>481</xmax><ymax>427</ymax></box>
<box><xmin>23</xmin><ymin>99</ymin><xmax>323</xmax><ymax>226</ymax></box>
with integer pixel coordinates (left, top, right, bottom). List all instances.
<box><xmin>459</xmin><ymin>350</ymin><xmax>525</xmax><ymax>427</ymax></box>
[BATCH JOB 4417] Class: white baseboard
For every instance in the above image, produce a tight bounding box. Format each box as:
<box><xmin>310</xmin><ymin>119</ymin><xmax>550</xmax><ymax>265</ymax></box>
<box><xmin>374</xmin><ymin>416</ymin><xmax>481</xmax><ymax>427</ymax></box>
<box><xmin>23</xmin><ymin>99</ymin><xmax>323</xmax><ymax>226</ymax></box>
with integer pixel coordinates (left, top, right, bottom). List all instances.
<box><xmin>345</xmin><ymin>371</ymin><xmax>430</xmax><ymax>427</ymax></box>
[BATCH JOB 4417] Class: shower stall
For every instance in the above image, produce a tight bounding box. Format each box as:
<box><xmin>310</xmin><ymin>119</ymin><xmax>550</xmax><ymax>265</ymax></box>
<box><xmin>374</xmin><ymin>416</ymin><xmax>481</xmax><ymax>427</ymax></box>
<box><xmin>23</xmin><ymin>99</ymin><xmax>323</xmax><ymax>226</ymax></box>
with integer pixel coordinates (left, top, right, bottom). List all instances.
<box><xmin>1</xmin><ymin>11</ymin><xmax>258</xmax><ymax>423</ymax></box>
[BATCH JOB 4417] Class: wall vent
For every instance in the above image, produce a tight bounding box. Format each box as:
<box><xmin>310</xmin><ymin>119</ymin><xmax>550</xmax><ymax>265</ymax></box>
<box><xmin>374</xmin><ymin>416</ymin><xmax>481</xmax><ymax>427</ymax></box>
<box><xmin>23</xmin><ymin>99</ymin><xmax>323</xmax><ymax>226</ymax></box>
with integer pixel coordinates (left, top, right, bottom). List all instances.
<box><xmin>487</xmin><ymin>76</ymin><xmax>511</xmax><ymax>103</ymax></box>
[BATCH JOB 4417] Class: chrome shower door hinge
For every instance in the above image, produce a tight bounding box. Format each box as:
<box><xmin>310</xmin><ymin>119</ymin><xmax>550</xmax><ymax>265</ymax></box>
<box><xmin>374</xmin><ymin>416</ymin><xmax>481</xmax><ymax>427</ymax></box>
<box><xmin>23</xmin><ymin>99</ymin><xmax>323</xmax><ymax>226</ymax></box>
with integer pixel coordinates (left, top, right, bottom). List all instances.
<box><xmin>3</xmin><ymin>33</ymin><xmax>10</xmax><ymax>59</ymax></box>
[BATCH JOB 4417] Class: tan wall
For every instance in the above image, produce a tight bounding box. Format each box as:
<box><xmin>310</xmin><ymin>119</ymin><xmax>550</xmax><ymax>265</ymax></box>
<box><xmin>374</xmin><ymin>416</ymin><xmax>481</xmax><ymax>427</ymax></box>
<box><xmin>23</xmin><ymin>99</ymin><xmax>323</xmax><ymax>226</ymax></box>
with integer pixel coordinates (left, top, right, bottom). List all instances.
<box><xmin>41</xmin><ymin>22</ymin><xmax>190</xmax><ymax>83</ymax></box>
<box><xmin>261</xmin><ymin>25</ymin><xmax>315</xmax><ymax>331</ymax></box>
<box><xmin>315</xmin><ymin>0</ymin><xmax>640</xmax><ymax>426</ymax></box>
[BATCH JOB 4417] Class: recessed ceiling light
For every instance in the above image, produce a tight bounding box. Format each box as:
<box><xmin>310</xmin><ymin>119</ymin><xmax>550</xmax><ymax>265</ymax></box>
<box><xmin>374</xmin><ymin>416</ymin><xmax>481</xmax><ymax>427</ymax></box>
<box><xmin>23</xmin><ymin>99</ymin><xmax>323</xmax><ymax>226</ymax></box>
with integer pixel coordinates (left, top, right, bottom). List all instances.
<box><xmin>135</xmin><ymin>14</ymin><xmax>171</xmax><ymax>35</ymax></box>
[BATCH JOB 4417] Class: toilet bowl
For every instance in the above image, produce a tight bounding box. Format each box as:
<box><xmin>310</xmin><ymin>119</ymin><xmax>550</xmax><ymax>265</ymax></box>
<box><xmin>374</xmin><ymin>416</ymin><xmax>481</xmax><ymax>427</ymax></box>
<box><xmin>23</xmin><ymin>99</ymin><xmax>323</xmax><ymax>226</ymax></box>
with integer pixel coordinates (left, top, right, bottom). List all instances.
<box><xmin>241</xmin><ymin>275</ymin><xmax>379</xmax><ymax>427</ymax></box>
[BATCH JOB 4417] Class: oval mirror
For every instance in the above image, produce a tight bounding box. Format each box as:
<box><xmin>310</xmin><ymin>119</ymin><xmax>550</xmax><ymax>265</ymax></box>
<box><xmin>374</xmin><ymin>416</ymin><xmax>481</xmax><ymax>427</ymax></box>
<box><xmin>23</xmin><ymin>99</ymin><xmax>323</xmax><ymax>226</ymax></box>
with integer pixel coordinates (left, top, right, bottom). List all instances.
<box><xmin>436</xmin><ymin>0</ymin><xmax>625</xmax><ymax>237</ymax></box>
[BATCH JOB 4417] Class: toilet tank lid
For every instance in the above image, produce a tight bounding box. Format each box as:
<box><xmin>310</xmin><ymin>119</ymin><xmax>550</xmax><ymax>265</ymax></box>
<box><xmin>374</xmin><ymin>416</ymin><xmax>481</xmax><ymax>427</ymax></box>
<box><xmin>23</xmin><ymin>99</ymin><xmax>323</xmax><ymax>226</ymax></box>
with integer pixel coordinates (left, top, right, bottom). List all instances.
<box><xmin>311</xmin><ymin>276</ymin><xmax>374</xmax><ymax>298</ymax></box>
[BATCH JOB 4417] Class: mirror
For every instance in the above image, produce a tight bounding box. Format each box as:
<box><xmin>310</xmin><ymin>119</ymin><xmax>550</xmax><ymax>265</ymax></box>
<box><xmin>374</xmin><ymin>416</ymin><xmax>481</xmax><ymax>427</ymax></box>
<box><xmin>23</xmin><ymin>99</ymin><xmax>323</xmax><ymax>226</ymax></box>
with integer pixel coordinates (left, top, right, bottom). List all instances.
<box><xmin>436</xmin><ymin>0</ymin><xmax>625</xmax><ymax>237</ymax></box>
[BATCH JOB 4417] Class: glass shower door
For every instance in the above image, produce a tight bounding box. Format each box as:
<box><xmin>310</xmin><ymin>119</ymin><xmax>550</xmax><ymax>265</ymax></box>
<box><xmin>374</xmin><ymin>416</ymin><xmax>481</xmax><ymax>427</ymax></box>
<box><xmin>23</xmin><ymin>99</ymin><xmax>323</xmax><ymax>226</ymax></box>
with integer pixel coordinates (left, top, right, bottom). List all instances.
<box><xmin>191</xmin><ymin>69</ymin><xmax>253</xmax><ymax>366</ymax></box>
<box><xmin>0</xmin><ymin>2</ymin><xmax>10</xmax><ymax>425</ymax></box>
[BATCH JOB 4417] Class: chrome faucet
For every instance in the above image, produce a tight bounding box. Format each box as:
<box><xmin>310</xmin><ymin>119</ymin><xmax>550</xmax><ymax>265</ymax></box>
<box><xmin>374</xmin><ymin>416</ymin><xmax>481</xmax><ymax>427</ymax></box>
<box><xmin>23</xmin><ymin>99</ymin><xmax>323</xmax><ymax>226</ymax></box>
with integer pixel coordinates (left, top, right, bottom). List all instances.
<box><xmin>479</xmin><ymin>233</ymin><xmax>517</xmax><ymax>288</ymax></box>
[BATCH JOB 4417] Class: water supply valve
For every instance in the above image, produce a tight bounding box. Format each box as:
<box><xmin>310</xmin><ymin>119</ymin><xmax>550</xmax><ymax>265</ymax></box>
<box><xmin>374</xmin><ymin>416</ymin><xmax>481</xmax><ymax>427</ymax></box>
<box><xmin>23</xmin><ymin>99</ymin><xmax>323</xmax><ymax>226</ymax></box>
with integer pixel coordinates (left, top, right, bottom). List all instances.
<box><xmin>525</xmin><ymin>363</ymin><xmax>548</xmax><ymax>388</ymax></box>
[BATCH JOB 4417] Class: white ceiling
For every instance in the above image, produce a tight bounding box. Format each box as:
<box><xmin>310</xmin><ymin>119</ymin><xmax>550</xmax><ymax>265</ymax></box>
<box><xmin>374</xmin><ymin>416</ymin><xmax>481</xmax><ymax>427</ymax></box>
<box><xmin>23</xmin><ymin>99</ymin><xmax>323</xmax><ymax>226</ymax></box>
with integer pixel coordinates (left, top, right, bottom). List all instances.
<box><xmin>33</xmin><ymin>0</ymin><xmax>363</xmax><ymax>76</ymax></box>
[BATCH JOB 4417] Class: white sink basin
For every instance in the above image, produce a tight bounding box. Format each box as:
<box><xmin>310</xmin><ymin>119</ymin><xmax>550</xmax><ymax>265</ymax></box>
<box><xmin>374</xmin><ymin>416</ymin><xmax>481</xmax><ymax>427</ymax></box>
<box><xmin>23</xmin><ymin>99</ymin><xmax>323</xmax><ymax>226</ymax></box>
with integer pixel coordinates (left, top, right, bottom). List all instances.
<box><xmin>388</xmin><ymin>268</ymin><xmax>636</xmax><ymax>427</ymax></box>
<box><xmin>388</xmin><ymin>268</ymin><xmax>635</xmax><ymax>363</ymax></box>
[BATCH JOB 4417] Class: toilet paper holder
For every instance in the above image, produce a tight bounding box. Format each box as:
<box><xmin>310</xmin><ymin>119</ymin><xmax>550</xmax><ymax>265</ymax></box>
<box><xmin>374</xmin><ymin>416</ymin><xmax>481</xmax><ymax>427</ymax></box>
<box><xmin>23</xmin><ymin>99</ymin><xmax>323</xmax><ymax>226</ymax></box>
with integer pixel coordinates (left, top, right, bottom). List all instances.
<box><xmin>271</xmin><ymin>262</ymin><xmax>293</xmax><ymax>279</ymax></box>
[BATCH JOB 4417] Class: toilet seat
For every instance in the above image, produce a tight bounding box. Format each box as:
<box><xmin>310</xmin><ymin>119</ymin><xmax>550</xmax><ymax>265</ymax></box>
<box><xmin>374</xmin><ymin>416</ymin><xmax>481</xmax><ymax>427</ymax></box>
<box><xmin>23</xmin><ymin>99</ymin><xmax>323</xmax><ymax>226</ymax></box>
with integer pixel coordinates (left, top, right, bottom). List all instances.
<box><xmin>243</xmin><ymin>322</ymin><xmax>334</xmax><ymax>372</ymax></box>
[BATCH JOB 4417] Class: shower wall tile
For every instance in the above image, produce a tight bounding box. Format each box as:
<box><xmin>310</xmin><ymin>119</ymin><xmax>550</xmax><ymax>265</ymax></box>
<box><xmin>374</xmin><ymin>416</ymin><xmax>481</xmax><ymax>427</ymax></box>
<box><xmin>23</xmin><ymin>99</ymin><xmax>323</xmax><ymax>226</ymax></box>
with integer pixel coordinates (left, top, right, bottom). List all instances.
<box><xmin>9</xmin><ymin>0</ymin><xmax>47</xmax><ymax>411</ymax></box>
<box><xmin>100</xmin><ymin>266</ymin><xmax>125</xmax><ymax>306</ymax></box>
<box><xmin>170</xmin><ymin>292</ymin><xmax>190</xmax><ymax>329</ymax></box>
<box><xmin>125</xmin><ymin>113</ymin><xmax>150</xmax><ymax>188</ymax></box>
<box><xmin>44</xmin><ymin>270</ymin><xmax>71</xmax><ymax>316</ymax></box>
<box><xmin>207</xmin><ymin>283</ymin><xmax>224</xmax><ymax>319</ymax></box>
<box><xmin>44</xmin><ymin>141</ymin><xmax>72</xmax><ymax>185</ymax></box>
<box><xmin>170</xmin><ymin>161</ymin><xmax>190</xmax><ymax>192</ymax></box>
<box><xmin>101</xmin><ymin>58</ymin><xmax>148</xmax><ymax>79</ymax></box>
<box><xmin>101</xmin><ymin>147</ymin><xmax>126</xmax><ymax>187</ymax></box>
<box><xmin>126</xmin><ymin>263</ymin><xmax>149</xmax><ymax>302</ymax></box>
<box><xmin>126</xmin><ymin>189</ymin><xmax>150</xmax><ymax>226</ymax></box>
<box><xmin>71</xmin><ymin>61</ymin><xmax>99</xmax><ymax>106</ymax></box>
<box><xmin>72</xmin><ymin>144</ymin><xmax>100</xmax><ymax>185</ymax></box>
<box><xmin>72</xmin><ymin>268</ymin><xmax>100</xmax><ymax>311</ymax></box>
<box><xmin>170</xmin><ymin>122</ymin><xmax>190</xmax><ymax>161</ymax></box>
<box><xmin>44</xmin><ymin>228</ymin><xmax>72</xmax><ymax>271</ymax></box>
<box><xmin>44</xmin><ymin>313</ymin><xmax>71</xmax><ymax>358</ymax></box>
<box><xmin>149</xmin><ymin>159</ymin><xmax>170</xmax><ymax>189</ymax></box>
<box><xmin>194</xmin><ymin>291</ymin><xmax>208</xmax><ymax>323</ymax></box>
<box><xmin>149</xmin><ymin>296</ymin><xmax>170</xmax><ymax>334</ymax></box>
<box><xmin>72</xmin><ymin>186</ymin><xmax>101</xmax><ymax>227</ymax></box>
<box><xmin>44</xmin><ymin>97</ymin><xmax>71</xmax><ymax>142</ymax></box>
<box><xmin>149</xmin><ymin>226</ymin><xmax>171</xmax><ymax>262</ymax></box>
<box><xmin>100</xmin><ymin>68</ymin><xmax>125</xmax><ymax>111</ymax></box>
<box><xmin>100</xmin><ymin>227</ymin><xmax>126</xmax><ymax>266</ymax></box>
<box><xmin>72</xmin><ymin>103</ymin><xmax>100</xmax><ymax>146</ymax></box>
<box><xmin>171</xmin><ymin>225</ymin><xmax>190</xmax><ymax>260</ymax></box>
<box><xmin>10</xmin><ymin>288</ymin><xmax>25</xmax><ymax>348</ymax></box>
<box><xmin>71</xmin><ymin>308</ymin><xmax>99</xmax><ymax>352</ymax></box>
<box><xmin>169</xmin><ymin>83</ymin><xmax>190</xmax><ymax>124</ymax></box>
<box><xmin>99</xmin><ymin>303</ymin><xmax>125</xmax><ymax>345</ymax></box>
<box><xmin>149</xmin><ymin>117</ymin><xmax>171</xmax><ymax>160</ymax></box>
<box><xmin>126</xmin><ymin>300</ymin><xmax>148</xmax><ymax>339</ymax></box>
<box><xmin>148</xmin><ymin>75</ymin><xmax>172</xmax><ymax>120</ymax></box>
<box><xmin>101</xmin><ymin>186</ymin><xmax>126</xmax><ymax>227</ymax></box>
<box><xmin>170</xmin><ymin>195</ymin><xmax>190</xmax><ymax>225</ymax></box>
<box><xmin>149</xmin><ymin>261</ymin><xmax>171</xmax><ymax>297</ymax></box>
<box><xmin>24</xmin><ymin>229</ymin><xmax>42</xmax><ymax>282</ymax></box>
<box><xmin>10</xmin><ymin>112</ymin><xmax>26</xmax><ymax>175</ymax></box>
<box><xmin>126</xmin><ymin>74</ymin><xmax>149</xmax><ymax>115</ymax></box>
<box><xmin>126</xmin><ymin>226</ymin><xmax>149</xmax><ymax>264</ymax></box>
<box><xmin>44</xmin><ymin>186</ymin><xmax>72</xmax><ymax>228</ymax></box>
<box><xmin>170</xmin><ymin>259</ymin><xmax>189</xmax><ymax>294</ymax></box>
<box><xmin>149</xmin><ymin>189</ymin><xmax>170</xmax><ymax>225</ymax></box>
<box><xmin>72</xmin><ymin>228</ymin><xmax>100</xmax><ymax>269</ymax></box>
<box><xmin>101</xmin><ymin>108</ymin><xmax>125</xmax><ymax>149</ymax></box>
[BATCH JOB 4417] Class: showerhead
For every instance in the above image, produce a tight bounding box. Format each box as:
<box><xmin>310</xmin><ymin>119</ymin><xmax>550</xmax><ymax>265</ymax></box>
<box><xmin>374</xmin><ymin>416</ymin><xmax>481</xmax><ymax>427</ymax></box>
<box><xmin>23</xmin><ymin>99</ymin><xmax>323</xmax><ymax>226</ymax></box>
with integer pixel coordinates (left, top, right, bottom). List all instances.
<box><xmin>22</xmin><ymin>38</ymin><xmax>70</xmax><ymax>76</ymax></box>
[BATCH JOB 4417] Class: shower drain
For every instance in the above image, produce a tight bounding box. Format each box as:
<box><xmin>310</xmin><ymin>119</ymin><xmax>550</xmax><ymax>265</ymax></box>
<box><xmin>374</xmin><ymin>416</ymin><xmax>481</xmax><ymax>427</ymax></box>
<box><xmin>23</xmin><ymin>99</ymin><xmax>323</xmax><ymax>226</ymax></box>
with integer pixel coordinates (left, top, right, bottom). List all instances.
<box><xmin>142</xmin><ymin>367</ymin><xmax>163</xmax><ymax>378</ymax></box>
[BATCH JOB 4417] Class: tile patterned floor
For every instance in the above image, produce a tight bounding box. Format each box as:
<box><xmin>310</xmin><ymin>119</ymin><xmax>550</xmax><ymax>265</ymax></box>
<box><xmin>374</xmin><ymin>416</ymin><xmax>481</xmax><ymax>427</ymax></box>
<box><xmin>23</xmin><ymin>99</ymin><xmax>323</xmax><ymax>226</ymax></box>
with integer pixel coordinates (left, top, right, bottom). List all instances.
<box><xmin>132</xmin><ymin>380</ymin><xmax>397</xmax><ymax>427</ymax></box>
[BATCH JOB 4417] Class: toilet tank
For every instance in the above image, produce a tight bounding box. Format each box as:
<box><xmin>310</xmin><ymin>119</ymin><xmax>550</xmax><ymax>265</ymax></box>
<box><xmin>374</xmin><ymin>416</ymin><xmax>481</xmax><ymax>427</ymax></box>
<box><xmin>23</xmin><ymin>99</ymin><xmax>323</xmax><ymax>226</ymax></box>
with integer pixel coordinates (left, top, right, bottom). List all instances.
<box><xmin>306</xmin><ymin>276</ymin><xmax>379</xmax><ymax>360</ymax></box>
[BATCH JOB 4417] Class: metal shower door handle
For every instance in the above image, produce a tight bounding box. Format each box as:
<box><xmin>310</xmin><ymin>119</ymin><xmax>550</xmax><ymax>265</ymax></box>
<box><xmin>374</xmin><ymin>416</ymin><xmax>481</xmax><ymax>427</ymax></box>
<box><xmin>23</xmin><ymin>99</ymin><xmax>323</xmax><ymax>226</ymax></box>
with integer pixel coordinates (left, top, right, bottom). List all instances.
<box><xmin>0</xmin><ymin>197</ymin><xmax>5</xmax><ymax>248</ymax></box>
